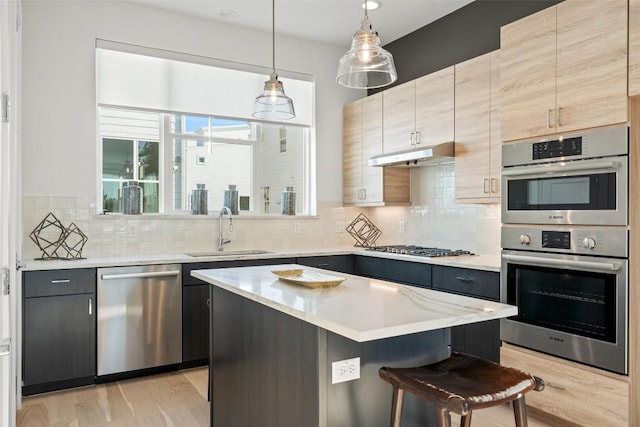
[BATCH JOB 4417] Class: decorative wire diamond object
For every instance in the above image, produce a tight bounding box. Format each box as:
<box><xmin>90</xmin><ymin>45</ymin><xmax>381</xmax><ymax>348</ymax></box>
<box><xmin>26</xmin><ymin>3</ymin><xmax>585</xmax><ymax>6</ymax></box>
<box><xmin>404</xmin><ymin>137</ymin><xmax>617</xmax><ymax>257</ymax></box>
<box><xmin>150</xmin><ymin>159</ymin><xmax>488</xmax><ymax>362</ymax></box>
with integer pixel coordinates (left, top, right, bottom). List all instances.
<box><xmin>345</xmin><ymin>213</ymin><xmax>381</xmax><ymax>247</ymax></box>
<box><xmin>29</xmin><ymin>212</ymin><xmax>88</xmax><ymax>260</ymax></box>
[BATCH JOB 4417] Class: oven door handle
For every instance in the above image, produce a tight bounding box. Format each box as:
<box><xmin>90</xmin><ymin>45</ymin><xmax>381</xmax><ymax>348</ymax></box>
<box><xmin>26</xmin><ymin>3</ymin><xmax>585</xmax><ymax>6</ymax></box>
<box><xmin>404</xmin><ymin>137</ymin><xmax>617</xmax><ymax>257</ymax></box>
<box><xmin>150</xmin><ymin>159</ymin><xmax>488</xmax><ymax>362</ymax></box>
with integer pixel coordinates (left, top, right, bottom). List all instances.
<box><xmin>502</xmin><ymin>254</ymin><xmax>622</xmax><ymax>272</ymax></box>
<box><xmin>501</xmin><ymin>159</ymin><xmax>620</xmax><ymax>177</ymax></box>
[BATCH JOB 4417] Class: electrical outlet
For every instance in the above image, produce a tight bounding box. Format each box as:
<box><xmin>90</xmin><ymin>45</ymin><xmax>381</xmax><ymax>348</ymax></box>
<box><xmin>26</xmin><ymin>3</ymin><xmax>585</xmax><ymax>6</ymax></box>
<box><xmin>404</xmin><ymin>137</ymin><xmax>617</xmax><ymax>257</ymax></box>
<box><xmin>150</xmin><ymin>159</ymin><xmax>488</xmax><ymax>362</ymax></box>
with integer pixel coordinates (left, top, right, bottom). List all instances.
<box><xmin>331</xmin><ymin>357</ymin><xmax>360</xmax><ymax>384</ymax></box>
<box><xmin>399</xmin><ymin>221</ymin><xmax>407</xmax><ymax>235</ymax></box>
<box><xmin>335</xmin><ymin>220</ymin><xmax>345</xmax><ymax>233</ymax></box>
<box><xmin>293</xmin><ymin>222</ymin><xmax>301</xmax><ymax>234</ymax></box>
<box><xmin>127</xmin><ymin>222</ymin><xmax>138</xmax><ymax>238</ymax></box>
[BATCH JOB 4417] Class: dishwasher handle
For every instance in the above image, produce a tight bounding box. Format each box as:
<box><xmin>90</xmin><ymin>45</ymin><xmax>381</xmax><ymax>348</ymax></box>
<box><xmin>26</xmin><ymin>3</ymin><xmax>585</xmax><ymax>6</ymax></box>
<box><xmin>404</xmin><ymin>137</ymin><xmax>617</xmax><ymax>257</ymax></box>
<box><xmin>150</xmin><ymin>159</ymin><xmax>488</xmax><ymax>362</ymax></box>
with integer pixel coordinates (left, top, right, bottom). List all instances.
<box><xmin>100</xmin><ymin>270</ymin><xmax>181</xmax><ymax>281</ymax></box>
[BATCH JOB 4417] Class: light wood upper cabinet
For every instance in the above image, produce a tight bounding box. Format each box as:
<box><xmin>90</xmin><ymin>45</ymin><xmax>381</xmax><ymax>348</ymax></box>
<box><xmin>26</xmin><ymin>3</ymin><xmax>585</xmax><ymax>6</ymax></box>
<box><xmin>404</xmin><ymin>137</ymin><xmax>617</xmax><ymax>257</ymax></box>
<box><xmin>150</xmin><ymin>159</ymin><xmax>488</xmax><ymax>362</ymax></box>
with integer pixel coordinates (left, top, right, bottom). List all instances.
<box><xmin>501</xmin><ymin>0</ymin><xmax>628</xmax><ymax>142</ymax></box>
<box><xmin>415</xmin><ymin>67</ymin><xmax>455</xmax><ymax>147</ymax></box>
<box><xmin>454</xmin><ymin>51</ymin><xmax>501</xmax><ymax>203</ymax></box>
<box><xmin>383</xmin><ymin>67</ymin><xmax>454</xmax><ymax>153</ymax></box>
<box><xmin>630</xmin><ymin>0</ymin><xmax>640</xmax><ymax>95</ymax></box>
<box><xmin>343</xmin><ymin>93</ymin><xmax>410</xmax><ymax>207</ymax></box>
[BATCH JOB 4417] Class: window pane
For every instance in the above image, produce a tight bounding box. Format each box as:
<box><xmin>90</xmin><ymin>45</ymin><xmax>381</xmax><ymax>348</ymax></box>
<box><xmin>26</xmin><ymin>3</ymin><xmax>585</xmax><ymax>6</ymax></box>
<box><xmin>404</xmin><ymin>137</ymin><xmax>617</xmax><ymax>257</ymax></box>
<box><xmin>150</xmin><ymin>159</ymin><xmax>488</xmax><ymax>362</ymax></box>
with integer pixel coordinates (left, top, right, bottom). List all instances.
<box><xmin>174</xmin><ymin>139</ymin><xmax>252</xmax><ymax>212</ymax></box>
<box><xmin>140</xmin><ymin>182</ymin><xmax>159</xmax><ymax>213</ymax></box>
<box><xmin>138</xmin><ymin>140</ymin><xmax>159</xmax><ymax>180</ymax></box>
<box><xmin>103</xmin><ymin>138</ymin><xmax>134</xmax><ymax>180</ymax></box>
<box><xmin>103</xmin><ymin>180</ymin><xmax>124</xmax><ymax>213</ymax></box>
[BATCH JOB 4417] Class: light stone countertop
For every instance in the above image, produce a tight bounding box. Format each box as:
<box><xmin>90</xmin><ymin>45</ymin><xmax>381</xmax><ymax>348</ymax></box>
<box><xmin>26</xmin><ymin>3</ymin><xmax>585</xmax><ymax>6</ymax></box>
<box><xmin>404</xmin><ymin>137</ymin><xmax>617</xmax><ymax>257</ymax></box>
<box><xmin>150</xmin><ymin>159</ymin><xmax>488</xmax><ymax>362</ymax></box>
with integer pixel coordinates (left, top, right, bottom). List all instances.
<box><xmin>22</xmin><ymin>247</ymin><xmax>500</xmax><ymax>272</ymax></box>
<box><xmin>193</xmin><ymin>263</ymin><xmax>515</xmax><ymax>342</ymax></box>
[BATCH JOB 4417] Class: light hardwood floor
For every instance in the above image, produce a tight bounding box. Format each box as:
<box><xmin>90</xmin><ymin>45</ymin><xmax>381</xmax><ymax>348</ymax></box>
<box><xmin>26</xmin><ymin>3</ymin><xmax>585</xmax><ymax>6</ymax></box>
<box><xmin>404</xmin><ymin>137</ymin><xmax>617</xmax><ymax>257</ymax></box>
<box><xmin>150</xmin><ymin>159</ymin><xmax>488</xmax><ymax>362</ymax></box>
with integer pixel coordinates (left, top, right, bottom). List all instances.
<box><xmin>17</xmin><ymin>367</ymin><xmax>554</xmax><ymax>427</ymax></box>
<box><xmin>17</xmin><ymin>368</ymin><xmax>209</xmax><ymax>427</ymax></box>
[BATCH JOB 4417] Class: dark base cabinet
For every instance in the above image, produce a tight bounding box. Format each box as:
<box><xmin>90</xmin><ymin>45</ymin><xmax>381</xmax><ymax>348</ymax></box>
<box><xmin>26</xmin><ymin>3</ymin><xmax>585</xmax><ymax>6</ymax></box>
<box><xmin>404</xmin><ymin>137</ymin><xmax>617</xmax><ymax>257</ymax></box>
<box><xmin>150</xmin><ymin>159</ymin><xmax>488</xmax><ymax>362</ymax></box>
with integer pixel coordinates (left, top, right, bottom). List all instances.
<box><xmin>181</xmin><ymin>258</ymin><xmax>296</xmax><ymax>367</ymax></box>
<box><xmin>295</xmin><ymin>255</ymin><xmax>354</xmax><ymax>274</ymax></box>
<box><xmin>23</xmin><ymin>269</ymin><xmax>96</xmax><ymax>396</ymax></box>
<box><xmin>181</xmin><ymin>284</ymin><xmax>210</xmax><ymax>368</ymax></box>
<box><xmin>354</xmin><ymin>255</ymin><xmax>431</xmax><ymax>288</ymax></box>
<box><xmin>431</xmin><ymin>265</ymin><xmax>501</xmax><ymax>362</ymax></box>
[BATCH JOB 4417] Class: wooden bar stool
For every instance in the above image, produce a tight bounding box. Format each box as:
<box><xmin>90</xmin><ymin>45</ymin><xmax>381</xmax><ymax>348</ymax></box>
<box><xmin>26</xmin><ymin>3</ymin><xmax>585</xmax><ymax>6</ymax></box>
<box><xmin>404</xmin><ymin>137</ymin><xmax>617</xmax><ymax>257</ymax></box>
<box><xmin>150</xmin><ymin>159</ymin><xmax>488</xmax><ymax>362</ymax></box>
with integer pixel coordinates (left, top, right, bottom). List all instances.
<box><xmin>379</xmin><ymin>352</ymin><xmax>544</xmax><ymax>427</ymax></box>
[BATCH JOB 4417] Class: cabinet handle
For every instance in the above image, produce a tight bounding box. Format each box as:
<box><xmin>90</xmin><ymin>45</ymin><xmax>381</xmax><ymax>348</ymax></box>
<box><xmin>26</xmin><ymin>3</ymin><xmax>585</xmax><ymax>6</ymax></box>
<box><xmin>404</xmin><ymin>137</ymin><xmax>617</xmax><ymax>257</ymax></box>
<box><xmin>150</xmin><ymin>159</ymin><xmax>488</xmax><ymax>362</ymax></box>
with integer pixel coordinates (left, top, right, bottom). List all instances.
<box><xmin>415</xmin><ymin>131</ymin><xmax>421</xmax><ymax>145</ymax></box>
<box><xmin>483</xmin><ymin>178</ymin><xmax>490</xmax><ymax>194</ymax></box>
<box><xmin>88</xmin><ymin>298</ymin><xmax>93</xmax><ymax>315</ymax></box>
<box><xmin>490</xmin><ymin>178</ymin><xmax>498</xmax><ymax>193</ymax></box>
<box><xmin>546</xmin><ymin>108</ymin><xmax>552</xmax><ymax>128</ymax></box>
<box><xmin>556</xmin><ymin>106</ymin><xmax>562</xmax><ymax>127</ymax></box>
<box><xmin>455</xmin><ymin>276</ymin><xmax>473</xmax><ymax>282</ymax></box>
<box><xmin>410</xmin><ymin>132</ymin><xmax>415</xmax><ymax>146</ymax></box>
<box><xmin>206</xmin><ymin>298</ymin><xmax>211</xmax><ymax>308</ymax></box>
<box><xmin>51</xmin><ymin>279</ymin><xmax>70</xmax><ymax>284</ymax></box>
<box><xmin>362</xmin><ymin>188</ymin><xmax>367</xmax><ymax>200</ymax></box>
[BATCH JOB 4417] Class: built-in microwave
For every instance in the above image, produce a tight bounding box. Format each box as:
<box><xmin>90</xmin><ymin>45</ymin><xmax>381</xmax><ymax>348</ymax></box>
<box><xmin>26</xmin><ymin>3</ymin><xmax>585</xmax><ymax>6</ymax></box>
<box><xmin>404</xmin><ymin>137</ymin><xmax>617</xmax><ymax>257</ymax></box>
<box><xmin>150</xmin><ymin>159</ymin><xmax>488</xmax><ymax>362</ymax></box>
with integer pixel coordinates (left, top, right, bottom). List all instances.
<box><xmin>501</xmin><ymin>126</ymin><xmax>628</xmax><ymax>226</ymax></box>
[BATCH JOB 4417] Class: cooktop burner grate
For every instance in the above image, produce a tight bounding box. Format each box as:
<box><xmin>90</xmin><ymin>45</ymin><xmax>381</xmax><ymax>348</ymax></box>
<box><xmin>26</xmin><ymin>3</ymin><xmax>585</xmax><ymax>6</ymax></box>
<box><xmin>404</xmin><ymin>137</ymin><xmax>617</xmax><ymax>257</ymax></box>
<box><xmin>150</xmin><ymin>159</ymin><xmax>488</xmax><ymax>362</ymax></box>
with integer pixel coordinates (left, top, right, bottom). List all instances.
<box><xmin>366</xmin><ymin>245</ymin><xmax>474</xmax><ymax>257</ymax></box>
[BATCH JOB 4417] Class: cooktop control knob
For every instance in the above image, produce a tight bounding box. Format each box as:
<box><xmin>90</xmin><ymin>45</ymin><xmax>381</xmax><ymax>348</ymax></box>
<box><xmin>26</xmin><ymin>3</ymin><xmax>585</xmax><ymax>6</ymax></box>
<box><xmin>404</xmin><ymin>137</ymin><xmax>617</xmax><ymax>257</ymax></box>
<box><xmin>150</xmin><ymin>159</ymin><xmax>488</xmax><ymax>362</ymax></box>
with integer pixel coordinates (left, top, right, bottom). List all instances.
<box><xmin>583</xmin><ymin>237</ymin><xmax>596</xmax><ymax>250</ymax></box>
<box><xmin>519</xmin><ymin>234</ymin><xmax>531</xmax><ymax>245</ymax></box>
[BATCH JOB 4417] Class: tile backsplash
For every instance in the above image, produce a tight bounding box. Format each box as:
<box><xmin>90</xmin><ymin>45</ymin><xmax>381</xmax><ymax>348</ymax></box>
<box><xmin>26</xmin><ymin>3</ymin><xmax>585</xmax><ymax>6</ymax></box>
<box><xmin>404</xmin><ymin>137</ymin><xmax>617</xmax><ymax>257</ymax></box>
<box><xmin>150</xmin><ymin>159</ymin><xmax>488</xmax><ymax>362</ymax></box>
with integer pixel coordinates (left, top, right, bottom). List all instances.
<box><xmin>368</xmin><ymin>163</ymin><xmax>501</xmax><ymax>255</ymax></box>
<box><xmin>22</xmin><ymin>164</ymin><xmax>500</xmax><ymax>260</ymax></box>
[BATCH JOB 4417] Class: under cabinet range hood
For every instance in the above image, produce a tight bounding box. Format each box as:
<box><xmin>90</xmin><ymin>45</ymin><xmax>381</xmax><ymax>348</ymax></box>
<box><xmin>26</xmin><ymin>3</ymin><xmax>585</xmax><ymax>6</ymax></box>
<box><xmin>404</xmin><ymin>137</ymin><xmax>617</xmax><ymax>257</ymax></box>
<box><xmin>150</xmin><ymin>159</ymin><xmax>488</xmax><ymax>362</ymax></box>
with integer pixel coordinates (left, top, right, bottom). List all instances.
<box><xmin>368</xmin><ymin>141</ymin><xmax>455</xmax><ymax>167</ymax></box>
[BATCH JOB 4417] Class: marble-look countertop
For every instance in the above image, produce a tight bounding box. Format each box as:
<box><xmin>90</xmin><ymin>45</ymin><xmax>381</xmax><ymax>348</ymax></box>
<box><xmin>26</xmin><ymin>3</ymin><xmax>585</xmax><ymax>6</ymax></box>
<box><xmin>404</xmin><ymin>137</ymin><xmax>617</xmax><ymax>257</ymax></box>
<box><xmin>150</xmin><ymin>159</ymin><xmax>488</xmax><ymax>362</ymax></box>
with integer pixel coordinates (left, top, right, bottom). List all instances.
<box><xmin>193</xmin><ymin>263</ymin><xmax>515</xmax><ymax>342</ymax></box>
<box><xmin>22</xmin><ymin>247</ymin><xmax>500</xmax><ymax>272</ymax></box>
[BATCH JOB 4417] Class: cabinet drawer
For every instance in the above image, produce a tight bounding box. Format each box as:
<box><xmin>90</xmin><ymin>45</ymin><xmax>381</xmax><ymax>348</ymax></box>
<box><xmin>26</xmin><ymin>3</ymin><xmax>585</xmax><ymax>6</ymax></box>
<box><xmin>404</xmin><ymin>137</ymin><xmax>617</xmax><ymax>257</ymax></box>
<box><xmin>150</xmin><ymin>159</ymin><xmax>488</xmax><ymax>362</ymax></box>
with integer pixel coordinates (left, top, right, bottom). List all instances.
<box><xmin>501</xmin><ymin>344</ymin><xmax>629</xmax><ymax>426</ymax></box>
<box><xmin>431</xmin><ymin>266</ymin><xmax>498</xmax><ymax>301</ymax></box>
<box><xmin>354</xmin><ymin>256</ymin><xmax>431</xmax><ymax>287</ymax></box>
<box><xmin>183</xmin><ymin>258</ymin><xmax>296</xmax><ymax>286</ymax></box>
<box><xmin>24</xmin><ymin>269</ymin><xmax>95</xmax><ymax>297</ymax></box>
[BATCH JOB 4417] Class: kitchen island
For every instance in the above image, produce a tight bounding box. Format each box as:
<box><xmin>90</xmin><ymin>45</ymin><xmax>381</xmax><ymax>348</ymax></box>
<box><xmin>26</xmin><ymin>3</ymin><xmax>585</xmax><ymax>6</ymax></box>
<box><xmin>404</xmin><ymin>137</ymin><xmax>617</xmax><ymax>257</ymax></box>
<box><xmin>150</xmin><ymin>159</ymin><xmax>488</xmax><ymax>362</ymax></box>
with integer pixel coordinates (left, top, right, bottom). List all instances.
<box><xmin>192</xmin><ymin>264</ymin><xmax>517</xmax><ymax>427</ymax></box>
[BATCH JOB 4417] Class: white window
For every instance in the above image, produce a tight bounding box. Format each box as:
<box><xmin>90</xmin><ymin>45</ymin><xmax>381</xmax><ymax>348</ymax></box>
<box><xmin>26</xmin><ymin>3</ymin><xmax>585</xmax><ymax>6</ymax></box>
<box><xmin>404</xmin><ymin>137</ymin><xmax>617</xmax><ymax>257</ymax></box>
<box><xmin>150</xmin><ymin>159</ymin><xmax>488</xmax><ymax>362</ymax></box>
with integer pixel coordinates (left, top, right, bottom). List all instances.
<box><xmin>96</xmin><ymin>40</ymin><xmax>315</xmax><ymax>216</ymax></box>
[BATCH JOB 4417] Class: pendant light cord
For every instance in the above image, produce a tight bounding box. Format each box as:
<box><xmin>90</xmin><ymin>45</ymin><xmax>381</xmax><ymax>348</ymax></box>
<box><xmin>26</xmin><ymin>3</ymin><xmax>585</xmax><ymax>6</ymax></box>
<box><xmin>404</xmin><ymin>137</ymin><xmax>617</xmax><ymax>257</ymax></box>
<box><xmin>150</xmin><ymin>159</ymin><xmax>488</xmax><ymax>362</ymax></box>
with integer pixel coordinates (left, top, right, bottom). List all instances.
<box><xmin>272</xmin><ymin>0</ymin><xmax>276</xmax><ymax>75</ymax></box>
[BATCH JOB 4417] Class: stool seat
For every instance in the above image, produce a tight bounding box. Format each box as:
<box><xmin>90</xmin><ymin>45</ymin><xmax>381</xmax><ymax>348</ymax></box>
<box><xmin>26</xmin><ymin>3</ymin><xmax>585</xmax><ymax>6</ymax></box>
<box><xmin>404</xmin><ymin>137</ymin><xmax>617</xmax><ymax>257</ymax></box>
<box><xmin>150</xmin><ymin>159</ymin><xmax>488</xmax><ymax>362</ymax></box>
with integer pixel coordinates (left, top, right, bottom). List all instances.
<box><xmin>379</xmin><ymin>352</ymin><xmax>544</xmax><ymax>427</ymax></box>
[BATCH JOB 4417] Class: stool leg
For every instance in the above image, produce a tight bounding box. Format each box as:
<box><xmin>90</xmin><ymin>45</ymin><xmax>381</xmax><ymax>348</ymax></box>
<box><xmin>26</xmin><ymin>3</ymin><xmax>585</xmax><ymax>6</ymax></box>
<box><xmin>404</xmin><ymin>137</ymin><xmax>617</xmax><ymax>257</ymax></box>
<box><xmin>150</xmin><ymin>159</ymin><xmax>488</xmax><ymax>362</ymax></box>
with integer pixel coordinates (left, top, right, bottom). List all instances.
<box><xmin>460</xmin><ymin>412</ymin><xmax>472</xmax><ymax>427</ymax></box>
<box><xmin>389</xmin><ymin>387</ymin><xmax>404</xmax><ymax>427</ymax></box>
<box><xmin>512</xmin><ymin>396</ymin><xmax>529</xmax><ymax>427</ymax></box>
<box><xmin>434</xmin><ymin>405</ymin><xmax>451</xmax><ymax>427</ymax></box>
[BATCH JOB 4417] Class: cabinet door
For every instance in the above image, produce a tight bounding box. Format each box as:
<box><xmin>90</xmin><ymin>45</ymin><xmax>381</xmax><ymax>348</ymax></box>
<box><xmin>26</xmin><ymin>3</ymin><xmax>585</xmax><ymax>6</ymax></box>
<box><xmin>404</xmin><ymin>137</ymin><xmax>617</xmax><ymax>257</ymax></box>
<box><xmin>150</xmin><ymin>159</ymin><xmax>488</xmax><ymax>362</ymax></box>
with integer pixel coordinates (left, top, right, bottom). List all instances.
<box><xmin>630</xmin><ymin>0</ymin><xmax>640</xmax><ymax>95</ymax></box>
<box><xmin>361</xmin><ymin>93</ymin><xmax>384</xmax><ymax>203</ymax></box>
<box><xmin>182</xmin><ymin>284</ymin><xmax>210</xmax><ymax>366</ymax></box>
<box><xmin>555</xmin><ymin>0</ymin><xmax>628</xmax><ymax>133</ymax></box>
<box><xmin>415</xmin><ymin>66</ymin><xmax>454</xmax><ymax>146</ymax></box>
<box><xmin>454</xmin><ymin>53</ymin><xmax>492</xmax><ymax>201</ymax></box>
<box><xmin>489</xmin><ymin>50</ymin><xmax>501</xmax><ymax>195</ymax></box>
<box><xmin>343</xmin><ymin>100</ymin><xmax>362</xmax><ymax>205</ymax></box>
<box><xmin>23</xmin><ymin>294</ymin><xmax>95</xmax><ymax>392</ymax></box>
<box><xmin>382</xmin><ymin>80</ymin><xmax>415</xmax><ymax>153</ymax></box>
<box><xmin>500</xmin><ymin>5</ymin><xmax>557</xmax><ymax>141</ymax></box>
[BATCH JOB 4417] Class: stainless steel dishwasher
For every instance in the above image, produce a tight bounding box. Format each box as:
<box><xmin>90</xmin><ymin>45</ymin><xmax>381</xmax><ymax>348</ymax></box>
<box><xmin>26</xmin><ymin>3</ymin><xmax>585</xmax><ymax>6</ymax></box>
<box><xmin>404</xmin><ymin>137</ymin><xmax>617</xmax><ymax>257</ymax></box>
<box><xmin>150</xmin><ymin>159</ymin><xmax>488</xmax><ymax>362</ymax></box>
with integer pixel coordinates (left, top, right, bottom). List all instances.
<box><xmin>97</xmin><ymin>264</ymin><xmax>182</xmax><ymax>376</ymax></box>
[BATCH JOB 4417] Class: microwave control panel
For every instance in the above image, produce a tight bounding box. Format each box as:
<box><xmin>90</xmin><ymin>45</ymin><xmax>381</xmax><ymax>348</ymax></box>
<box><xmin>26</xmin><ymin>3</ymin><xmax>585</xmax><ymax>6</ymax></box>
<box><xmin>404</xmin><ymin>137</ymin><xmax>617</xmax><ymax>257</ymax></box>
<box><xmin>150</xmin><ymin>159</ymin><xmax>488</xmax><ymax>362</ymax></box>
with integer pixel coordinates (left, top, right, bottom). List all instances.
<box><xmin>532</xmin><ymin>137</ymin><xmax>582</xmax><ymax>160</ymax></box>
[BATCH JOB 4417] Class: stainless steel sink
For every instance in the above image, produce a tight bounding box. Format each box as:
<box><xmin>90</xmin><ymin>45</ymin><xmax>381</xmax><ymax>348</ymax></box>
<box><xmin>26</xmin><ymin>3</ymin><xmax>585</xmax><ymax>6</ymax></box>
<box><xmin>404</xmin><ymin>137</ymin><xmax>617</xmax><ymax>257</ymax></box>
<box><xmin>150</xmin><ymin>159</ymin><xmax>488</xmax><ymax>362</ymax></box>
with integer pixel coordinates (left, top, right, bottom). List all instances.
<box><xmin>184</xmin><ymin>250</ymin><xmax>273</xmax><ymax>257</ymax></box>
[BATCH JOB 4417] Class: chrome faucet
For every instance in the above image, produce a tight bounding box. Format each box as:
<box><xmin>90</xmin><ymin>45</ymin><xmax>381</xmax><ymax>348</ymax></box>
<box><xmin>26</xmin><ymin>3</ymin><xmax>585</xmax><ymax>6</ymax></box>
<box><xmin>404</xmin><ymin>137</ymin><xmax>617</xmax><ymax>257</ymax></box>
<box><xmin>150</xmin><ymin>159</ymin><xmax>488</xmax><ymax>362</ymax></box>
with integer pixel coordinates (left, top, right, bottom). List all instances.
<box><xmin>218</xmin><ymin>206</ymin><xmax>233</xmax><ymax>251</ymax></box>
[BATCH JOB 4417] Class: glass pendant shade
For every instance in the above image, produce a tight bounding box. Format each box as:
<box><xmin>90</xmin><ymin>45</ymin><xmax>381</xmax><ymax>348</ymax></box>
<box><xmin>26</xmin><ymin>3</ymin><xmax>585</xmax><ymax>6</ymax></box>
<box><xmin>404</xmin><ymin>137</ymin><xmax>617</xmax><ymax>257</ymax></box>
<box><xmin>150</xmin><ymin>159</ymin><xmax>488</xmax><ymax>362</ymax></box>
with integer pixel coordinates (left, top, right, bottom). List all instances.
<box><xmin>337</xmin><ymin>16</ymin><xmax>397</xmax><ymax>89</ymax></box>
<box><xmin>252</xmin><ymin>0</ymin><xmax>295</xmax><ymax>120</ymax></box>
<box><xmin>253</xmin><ymin>71</ymin><xmax>295</xmax><ymax>120</ymax></box>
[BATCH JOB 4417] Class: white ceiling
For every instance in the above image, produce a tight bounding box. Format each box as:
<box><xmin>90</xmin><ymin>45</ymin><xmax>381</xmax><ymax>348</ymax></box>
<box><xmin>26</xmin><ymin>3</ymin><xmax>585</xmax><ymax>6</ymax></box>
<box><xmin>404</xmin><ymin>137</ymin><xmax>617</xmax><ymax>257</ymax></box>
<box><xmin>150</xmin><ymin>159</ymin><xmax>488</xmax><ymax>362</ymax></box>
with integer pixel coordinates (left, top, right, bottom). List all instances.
<box><xmin>123</xmin><ymin>0</ymin><xmax>475</xmax><ymax>47</ymax></box>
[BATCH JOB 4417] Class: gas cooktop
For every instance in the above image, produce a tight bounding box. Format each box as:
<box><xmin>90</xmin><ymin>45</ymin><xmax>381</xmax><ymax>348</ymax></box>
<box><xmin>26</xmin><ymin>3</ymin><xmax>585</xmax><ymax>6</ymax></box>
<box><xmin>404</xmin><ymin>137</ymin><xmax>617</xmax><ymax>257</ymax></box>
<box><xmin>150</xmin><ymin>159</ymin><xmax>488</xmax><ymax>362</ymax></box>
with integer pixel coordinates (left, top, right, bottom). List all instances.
<box><xmin>366</xmin><ymin>245</ymin><xmax>474</xmax><ymax>258</ymax></box>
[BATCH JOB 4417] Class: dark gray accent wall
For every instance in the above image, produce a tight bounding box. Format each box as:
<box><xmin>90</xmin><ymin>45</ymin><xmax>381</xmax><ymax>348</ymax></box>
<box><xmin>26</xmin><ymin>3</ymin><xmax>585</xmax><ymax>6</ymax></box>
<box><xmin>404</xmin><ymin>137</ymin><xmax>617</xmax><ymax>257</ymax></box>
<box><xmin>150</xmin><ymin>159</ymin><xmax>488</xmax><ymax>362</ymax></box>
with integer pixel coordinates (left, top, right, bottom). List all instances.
<box><xmin>371</xmin><ymin>0</ymin><xmax>562</xmax><ymax>94</ymax></box>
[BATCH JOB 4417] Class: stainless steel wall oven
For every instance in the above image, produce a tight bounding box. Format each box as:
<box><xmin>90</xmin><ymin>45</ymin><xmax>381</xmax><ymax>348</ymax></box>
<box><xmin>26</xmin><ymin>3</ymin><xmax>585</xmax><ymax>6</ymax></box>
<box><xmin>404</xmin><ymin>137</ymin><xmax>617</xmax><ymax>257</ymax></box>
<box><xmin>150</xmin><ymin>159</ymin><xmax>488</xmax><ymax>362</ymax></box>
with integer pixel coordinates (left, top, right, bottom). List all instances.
<box><xmin>500</xmin><ymin>126</ymin><xmax>629</xmax><ymax>375</ymax></box>
<box><xmin>501</xmin><ymin>226</ymin><xmax>628</xmax><ymax>374</ymax></box>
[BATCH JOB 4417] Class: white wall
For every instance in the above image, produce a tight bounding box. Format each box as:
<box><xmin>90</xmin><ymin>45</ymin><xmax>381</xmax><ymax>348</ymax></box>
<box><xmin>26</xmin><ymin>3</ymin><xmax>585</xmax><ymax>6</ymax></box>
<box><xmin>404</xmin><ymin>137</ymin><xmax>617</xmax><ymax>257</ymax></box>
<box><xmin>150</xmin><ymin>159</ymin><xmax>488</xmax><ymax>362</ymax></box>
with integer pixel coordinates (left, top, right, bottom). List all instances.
<box><xmin>21</xmin><ymin>0</ymin><xmax>362</xmax><ymax>203</ymax></box>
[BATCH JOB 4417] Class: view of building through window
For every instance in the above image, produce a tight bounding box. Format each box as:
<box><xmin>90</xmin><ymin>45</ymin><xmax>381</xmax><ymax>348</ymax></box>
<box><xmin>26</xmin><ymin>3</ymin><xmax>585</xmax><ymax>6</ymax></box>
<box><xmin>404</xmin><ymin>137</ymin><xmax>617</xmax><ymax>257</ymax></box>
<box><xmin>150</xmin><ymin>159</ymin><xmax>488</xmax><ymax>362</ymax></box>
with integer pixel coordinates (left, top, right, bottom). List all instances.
<box><xmin>100</xmin><ymin>107</ymin><xmax>309</xmax><ymax>215</ymax></box>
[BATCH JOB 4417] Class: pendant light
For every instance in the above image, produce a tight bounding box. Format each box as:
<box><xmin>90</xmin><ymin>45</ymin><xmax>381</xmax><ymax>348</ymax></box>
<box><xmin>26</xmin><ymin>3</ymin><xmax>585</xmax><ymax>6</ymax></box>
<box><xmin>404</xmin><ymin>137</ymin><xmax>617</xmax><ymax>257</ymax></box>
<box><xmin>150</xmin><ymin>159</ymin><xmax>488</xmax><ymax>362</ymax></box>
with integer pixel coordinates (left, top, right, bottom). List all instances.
<box><xmin>336</xmin><ymin>1</ymin><xmax>397</xmax><ymax>89</ymax></box>
<box><xmin>252</xmin><ymin>0</ymin><xmax>295</xmax><ymax>120</ymax></box>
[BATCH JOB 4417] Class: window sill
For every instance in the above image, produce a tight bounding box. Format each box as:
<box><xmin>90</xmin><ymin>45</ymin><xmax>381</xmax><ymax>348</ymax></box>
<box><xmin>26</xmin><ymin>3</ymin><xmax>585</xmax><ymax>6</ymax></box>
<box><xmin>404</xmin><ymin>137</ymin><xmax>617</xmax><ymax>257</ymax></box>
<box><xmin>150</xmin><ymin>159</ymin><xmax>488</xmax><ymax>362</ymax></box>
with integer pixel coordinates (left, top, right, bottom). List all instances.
<box><xmin>93</xmin><ymin>213</ymin><xmax>319</xmax><ymax>220</ymax></box>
